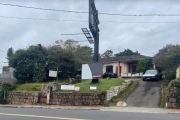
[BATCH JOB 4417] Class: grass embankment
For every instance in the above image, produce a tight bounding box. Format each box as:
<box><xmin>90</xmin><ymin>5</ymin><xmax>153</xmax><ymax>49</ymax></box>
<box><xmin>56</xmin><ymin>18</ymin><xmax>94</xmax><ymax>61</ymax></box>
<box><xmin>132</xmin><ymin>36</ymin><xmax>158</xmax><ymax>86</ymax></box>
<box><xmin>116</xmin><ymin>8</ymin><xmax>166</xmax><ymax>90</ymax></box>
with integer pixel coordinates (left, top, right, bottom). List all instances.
<box><xmin>12</xmin><ymin>78</ymin><xmax>125</xmax><ymax>93</ymax></box>
<box><xmin>160</xmin><ymin>79</ymin><xmax>169</xmax><ymax>108</ymax></box>
<box><xmin>108</xmin><ymin>81</ymin><xmax>137</xmax><ymax>106</ymax></box>
<box><xmin>59</xmin><ymin>78</ymin><xmax>125</xmax><ymax>92</ymax></box>
<box><xmin>12</xmin><ymin>82</ymin><xmax>45</xmax><ymax>93</ymax></box>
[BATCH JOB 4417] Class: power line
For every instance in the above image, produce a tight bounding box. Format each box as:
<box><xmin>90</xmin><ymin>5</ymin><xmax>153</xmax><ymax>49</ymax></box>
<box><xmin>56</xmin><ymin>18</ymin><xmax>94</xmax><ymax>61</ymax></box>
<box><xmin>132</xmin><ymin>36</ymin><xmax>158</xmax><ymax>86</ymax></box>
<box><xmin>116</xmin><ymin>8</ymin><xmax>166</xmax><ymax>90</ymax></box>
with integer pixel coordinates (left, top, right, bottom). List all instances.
<box><xmin>1</xmin><ymin>2</ymin><xmax>180</xmax><ymax>17</ymax></box>
<box><xmin>0</xmin><ymin>16</ymin><xmax>87</xmax><ymax>22</ymax></box>
<box><xmin>61</xmin><ymin>33</ymin><xmax>84</xmax><ymax>35</ymax></box>
<box><xmin>1</xmin><ymin>15</ymin><xmax>180</xmax><ymax>23</ymax></box>
<box><xmin>0</xmin><ymin>50</ymin><xmax>6</xmax><ymax>53</ymax></box>
<box><xmin>73</xmin><ymin>40</ymin><xmax>89</xmax><ymax>42</ymax></box>
<box><xmin>0</xmin><ymin>3</ymin><xmax>87</xmax><ymax>13</ymax></box>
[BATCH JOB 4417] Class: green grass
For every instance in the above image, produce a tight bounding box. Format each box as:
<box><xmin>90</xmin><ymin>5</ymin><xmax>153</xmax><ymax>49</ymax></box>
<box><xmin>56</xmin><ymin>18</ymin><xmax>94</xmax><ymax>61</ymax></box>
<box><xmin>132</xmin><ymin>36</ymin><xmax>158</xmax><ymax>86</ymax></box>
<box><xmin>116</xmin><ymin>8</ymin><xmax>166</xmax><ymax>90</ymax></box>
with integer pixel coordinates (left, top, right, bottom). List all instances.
<box><xmin>11</xmin><ymin>78</ymin><xmax>125</xmax><ymax>93</ymax></box>
<box><xmin>12</xmin><ymin>82</ymin><xmax>45</xmax><ymax>93</ymax></box>
<box><xmin>108</xmin><ymin>81</ymin><xmax>137</xmax><ymax>106</ymax></box>
<box><xmin>58</xmin><ymin>78</ymin><xmax>125</xmax><ymax>93</ymax></box>
<box><xmin>159</xmin><ymin>79</ymin><xmax>169</xmax><ymax>108</ymax></box>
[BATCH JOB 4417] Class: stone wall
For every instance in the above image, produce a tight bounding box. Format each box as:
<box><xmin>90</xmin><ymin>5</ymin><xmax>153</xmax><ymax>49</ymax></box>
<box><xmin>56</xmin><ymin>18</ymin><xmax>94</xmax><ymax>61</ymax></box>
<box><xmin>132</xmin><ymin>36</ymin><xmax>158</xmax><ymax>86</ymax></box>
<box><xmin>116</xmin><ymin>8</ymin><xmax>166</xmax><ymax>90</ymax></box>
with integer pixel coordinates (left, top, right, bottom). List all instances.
<box><xmin>49</xmin><ymin>92</ymin><xmax>106</xmax><ymax>106</ymax></box>
<box><xmin>107</xmin><ymin>80</ymin><xmax>132</xmax><ymax>101</ymax></box>
<box><xmin>166</xmin><ymin>87</ymin><xmax>178</xmax><ymax>108</ymax></box>
<box><xmin>8</xmin><ymin>92</ymin><xmax>40</xmax><ymax>105</ymax></box>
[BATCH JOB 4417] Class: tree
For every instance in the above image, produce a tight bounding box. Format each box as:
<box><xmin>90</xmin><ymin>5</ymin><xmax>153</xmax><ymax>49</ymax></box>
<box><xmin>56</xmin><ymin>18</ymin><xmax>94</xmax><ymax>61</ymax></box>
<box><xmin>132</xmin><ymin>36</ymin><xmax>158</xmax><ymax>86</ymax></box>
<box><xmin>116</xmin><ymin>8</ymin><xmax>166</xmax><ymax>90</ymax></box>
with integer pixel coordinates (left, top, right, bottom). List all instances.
<box><xmin>114</xmin><ymin>49</ymin><xmax>140</xmax><ymax>57</ymax></box>
<box><xmin>153</xmin><ymin>44</ymin><xmax>180</xmax><ymax>80</ymax></box>
<box><xmin>7</xmin><ymin>47</ymin><xmax>14</xmax><ymax>62</ymax></box>
<box><xmin>137</xmin><ymin>58</ymin><xmax>152</xmax><ymax>73</ymax></box>
<box><xmin>8</xmin><ymin>44</ymin><xmax>48</xmax><ymax>83</ymax></box>
<box><xmin>101</xmin><ymin>50</ymin><xmax>113</xmax><ymax>58</ymax></box>
<box><xmin>8</xmin><ymin>39</ymin><xmax>94</xmax><ymax>83</ymax></box>
<box><xmin>46</xmin><ymin>45</ymin><xmax>77</xmax><ymax>79</ymax></box>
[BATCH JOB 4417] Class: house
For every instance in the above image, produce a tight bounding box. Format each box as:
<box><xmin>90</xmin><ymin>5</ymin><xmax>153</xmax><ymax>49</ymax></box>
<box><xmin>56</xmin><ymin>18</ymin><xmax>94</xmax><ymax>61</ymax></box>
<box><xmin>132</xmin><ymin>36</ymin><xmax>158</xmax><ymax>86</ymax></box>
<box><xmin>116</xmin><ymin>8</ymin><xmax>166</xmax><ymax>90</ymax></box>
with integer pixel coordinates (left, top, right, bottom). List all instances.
<box><xmin>0</xmin><ymin>66</ymin><xmax>15</xmax><ymax>80</ymax></box>
<box><xmin>100</xmin><ymin>55</ymin><xmax>152</xmax><ymax>78</ymax></box>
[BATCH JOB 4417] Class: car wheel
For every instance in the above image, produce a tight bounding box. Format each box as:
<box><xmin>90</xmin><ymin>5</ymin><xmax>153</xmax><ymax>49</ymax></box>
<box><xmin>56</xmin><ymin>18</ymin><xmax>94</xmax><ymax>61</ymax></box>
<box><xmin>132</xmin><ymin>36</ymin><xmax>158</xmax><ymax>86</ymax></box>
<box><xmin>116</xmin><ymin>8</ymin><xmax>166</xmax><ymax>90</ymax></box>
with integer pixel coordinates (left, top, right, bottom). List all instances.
<box><xmin>142</xmin><ymin>78</ymin><xmax>145</xmax><ymax>81</ymax></box>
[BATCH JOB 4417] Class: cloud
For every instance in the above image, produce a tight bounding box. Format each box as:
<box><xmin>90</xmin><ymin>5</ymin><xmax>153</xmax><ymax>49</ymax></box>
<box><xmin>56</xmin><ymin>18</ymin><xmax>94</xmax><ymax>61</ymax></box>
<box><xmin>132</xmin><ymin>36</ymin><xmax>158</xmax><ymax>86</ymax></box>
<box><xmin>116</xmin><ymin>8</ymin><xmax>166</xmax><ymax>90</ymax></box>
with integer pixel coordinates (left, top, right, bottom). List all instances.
<box><xmin>0</xmin><ymin>0</ymin><xmax>180</xmax><ymax>73</ymax></box>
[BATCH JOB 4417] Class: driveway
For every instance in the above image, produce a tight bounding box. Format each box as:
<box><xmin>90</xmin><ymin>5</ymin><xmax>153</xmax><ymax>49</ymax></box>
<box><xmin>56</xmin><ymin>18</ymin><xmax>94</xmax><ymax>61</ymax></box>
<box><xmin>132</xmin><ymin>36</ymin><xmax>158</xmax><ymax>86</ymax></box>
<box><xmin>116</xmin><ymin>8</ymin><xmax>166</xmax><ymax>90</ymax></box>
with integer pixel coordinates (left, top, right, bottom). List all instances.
<box><xmin>126</xmin><ymin>79</ymin><xmax>161</xmax><ymax>108</ymax></box>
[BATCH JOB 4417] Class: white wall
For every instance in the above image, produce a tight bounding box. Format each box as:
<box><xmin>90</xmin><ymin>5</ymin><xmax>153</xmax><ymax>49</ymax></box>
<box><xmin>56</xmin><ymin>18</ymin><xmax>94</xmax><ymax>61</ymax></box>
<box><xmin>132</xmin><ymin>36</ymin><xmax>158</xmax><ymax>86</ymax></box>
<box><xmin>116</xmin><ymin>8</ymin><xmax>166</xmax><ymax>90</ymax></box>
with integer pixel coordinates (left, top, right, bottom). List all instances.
<box><xmin>120</xmin><ymin>63</ymin><xmax>127</xmax><ymax>73</ymax></box>
<box><xmin>176</xmin><ymin>67</ymin><xmax>180</xmax><ymax>78</ymax></box>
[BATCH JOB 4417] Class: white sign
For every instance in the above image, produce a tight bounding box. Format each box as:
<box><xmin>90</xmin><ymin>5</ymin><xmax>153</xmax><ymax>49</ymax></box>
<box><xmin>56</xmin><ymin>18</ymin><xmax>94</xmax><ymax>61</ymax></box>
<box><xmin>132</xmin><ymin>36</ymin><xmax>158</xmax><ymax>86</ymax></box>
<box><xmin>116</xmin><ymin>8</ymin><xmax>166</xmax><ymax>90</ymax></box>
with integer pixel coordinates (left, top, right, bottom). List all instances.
<box><xmin>90</xmin><ymin>86</ymin><xmax>97</xmax><ymax>91</ymax></box>
<box><xmin>49</xmin><ymin>70</ymin><xmax>57</xmax><ymax>77</ymax></box>
<box><xmin>61</xmin><ymin>85</ymin><xmax>75</xmax><ymax>90</ymax></box>
<box><xmin>75</xmin><ymin>87</ymin><xmax>80</xmax><ymax>91</ymax></box>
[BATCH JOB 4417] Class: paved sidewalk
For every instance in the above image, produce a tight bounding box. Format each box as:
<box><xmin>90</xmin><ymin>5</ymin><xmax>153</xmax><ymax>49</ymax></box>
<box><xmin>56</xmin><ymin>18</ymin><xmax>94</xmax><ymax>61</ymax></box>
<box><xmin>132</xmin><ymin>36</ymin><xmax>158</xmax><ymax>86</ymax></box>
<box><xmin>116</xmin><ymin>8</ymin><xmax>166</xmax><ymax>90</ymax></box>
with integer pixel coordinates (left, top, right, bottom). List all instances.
<box><xmin>101</xmin><ymin>106</ymin><xmax>180</xmax><ymax>114</ymax></box>
<box><xmin>1</xmin><ymin>104</ymin><xmax>180</xmax><ymax>114</ymax></box>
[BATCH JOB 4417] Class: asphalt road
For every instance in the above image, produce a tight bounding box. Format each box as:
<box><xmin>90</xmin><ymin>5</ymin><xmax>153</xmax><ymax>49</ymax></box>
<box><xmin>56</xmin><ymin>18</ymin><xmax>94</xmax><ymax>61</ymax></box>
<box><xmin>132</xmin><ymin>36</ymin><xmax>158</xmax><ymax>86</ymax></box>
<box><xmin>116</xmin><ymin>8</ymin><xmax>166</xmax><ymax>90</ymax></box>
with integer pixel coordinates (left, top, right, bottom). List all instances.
<box><xmin>0</xmin><ymin>107</ymin><xmax>180</xmax><ymax>120</ymax></box>
<box><xmin>126</xmin><ymin>79</ymin><xmax>161</xmax><ymax>108</ymax></box>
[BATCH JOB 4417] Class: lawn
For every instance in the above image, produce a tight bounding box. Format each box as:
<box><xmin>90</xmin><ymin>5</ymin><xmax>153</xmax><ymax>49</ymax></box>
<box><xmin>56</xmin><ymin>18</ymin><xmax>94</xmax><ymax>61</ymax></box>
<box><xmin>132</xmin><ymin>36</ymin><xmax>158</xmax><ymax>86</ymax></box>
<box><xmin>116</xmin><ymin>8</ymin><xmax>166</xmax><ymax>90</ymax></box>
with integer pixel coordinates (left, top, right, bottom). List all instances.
<box><xmin>12</xmin><ymin>82</ymin><xmax>45</xmax><ymax>93</ymax></box>
<box><xmin>59</xmin><ymin>78</ymin><xmax>125</xmax><ymax>92</ymax></box>
<box><xmin>11</xmin><ymin>78</ymin><xmax>126</xmax><ymax>93</ymax></box>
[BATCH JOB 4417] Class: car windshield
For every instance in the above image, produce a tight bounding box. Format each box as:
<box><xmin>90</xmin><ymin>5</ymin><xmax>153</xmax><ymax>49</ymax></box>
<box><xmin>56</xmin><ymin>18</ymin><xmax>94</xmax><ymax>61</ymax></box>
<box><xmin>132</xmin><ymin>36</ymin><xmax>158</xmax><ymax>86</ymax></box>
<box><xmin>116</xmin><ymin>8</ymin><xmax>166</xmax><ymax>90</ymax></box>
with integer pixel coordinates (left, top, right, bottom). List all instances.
<box><xmin>145</xmin><ymin>70</ymin><xmax>157</xmax><ymax>74</ymax></box>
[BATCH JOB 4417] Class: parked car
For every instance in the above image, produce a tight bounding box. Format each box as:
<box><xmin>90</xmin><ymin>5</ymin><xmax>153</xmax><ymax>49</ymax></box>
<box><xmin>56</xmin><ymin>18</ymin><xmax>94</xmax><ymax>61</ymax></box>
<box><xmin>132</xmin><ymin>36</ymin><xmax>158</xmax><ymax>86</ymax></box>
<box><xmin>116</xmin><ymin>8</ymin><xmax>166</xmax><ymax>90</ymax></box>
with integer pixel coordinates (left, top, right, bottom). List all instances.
<box><xmin>142</xmin><ymin>69</ymin><xmax>162</xmax><ymax>81</ymax></box>
<box><xmin>102</xmin><ymin>72</ymin><xmax>117</xmax><ymax>78</ymax></box>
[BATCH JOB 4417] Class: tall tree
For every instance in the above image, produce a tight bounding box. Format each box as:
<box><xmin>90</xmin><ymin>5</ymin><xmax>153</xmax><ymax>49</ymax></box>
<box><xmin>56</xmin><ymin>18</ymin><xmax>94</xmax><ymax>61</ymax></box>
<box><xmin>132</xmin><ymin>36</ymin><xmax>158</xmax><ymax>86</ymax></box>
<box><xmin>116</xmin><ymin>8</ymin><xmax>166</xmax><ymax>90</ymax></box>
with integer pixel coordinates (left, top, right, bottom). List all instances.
<box><xmin>114</xmin><ymin>49</ymin><xmax>140</xmax><ymax>57</ymax></box>
<box><xmin>153</xmin><ymin>44</ymin><xmax>180</xmax><ymax>80</ymax></box>
<box><xmin>137</xmin><ymin>58</ymin><xmax>152</xmax><ymax>73</ymax></box>
<box><xmin>101</xmin><ymin>50</ymin><xmax>113</xmax><ymax>58</ymax></box>
<box><xmin>7</xmin><ymin>47</ymin><xmax>14</xmax><ymax>62</ymax></box>
<box><xmin>8</xmin><ymin>44</ymin><xmax>48</xmax><ymax>83</ymax></box>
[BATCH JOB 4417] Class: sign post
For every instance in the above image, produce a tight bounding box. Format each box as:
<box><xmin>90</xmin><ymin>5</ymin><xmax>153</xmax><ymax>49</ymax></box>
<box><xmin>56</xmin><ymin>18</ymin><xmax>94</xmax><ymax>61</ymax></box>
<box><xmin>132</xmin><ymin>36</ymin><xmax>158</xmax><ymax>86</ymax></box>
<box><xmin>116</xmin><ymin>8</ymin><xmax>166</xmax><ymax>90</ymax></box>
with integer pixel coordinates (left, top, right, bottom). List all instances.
<box><xmin>89</xmin><ymin>0</ymin><xmax>100</xmax><ymax>83</ymax></box>
<box><xmin>82</xmin><ymin>0</ymin><xmax>100</xmax><ymax>83</ymax></box>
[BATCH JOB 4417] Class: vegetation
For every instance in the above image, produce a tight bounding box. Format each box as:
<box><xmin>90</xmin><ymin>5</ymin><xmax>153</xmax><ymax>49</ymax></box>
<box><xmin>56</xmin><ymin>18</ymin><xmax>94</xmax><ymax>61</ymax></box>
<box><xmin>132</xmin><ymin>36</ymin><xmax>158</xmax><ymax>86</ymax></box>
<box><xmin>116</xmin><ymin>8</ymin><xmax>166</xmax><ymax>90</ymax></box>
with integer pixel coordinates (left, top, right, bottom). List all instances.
<box><xmin>69</xmin><ymin>78</ymin><xmax>125</xmax><ymax>92</ymax></box>
<box><xmin>114</xmin><ymin>49</ymin><xmax>140</xmax><ymax>57</ymax></box>
<box><xmin>7</xmin><ymin>39</ymin><xmax>93</xmax><ymax>83</ymax></box>
<box><xmin>108</xmin><ymin>81</ymin><xmax>137</xmax><ymax>106</ymax></box>
<box><xmin>168</xmin><ymin>78</ymin><xmax>180</xmax><ymax>108</ymax></box>
<box><xmin>101</xmin><ymin>50</ymin><xmax>114</xmax><ymax>58</ymax></box>
<box><xmin>12</xmin><ymin>82</ymin><xmax>45</xmax><ymax>93</ymax></box>
<box><xmin>0</xmin><ymin>82</ymin><xmax>16</xmax><ymax>104</ymax></box>
<box><xmin>153</xmin><ymin>44</ymin><xmax>180</xmax><ymax>80</ymax></box>
<box><xmin>13</xmin><ymin>78</ymin><xmax>125</xmax><ymax>93</ymax></box>
<box><xmin>137</xmin><ymin>58</ymin><xmax>152</xmax><ymax>73</ymax></box>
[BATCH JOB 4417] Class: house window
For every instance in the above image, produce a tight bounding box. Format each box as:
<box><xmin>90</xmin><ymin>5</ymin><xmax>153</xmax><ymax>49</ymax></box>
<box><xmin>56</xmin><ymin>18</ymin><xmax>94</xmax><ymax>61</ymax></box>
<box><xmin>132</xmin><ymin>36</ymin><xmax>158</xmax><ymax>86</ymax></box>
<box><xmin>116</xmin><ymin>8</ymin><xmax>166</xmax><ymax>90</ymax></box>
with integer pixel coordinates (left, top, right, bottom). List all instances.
<box><xmin>129</xmin><ymin>63</ymin><xmax>137</xmax><ymax>73</ymax></box>
<box><xmin>106</xmin><ymin>65</ymin><xmax>113</xmax><ymax>73</ymax></box>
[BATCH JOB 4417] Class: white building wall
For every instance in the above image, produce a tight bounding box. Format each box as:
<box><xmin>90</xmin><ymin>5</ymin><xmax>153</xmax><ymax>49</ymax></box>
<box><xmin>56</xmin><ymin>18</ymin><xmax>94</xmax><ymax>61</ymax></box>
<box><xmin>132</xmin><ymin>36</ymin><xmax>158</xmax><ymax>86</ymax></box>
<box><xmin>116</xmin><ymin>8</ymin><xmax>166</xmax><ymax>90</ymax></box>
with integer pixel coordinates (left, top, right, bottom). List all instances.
<box><xmin>120</xmin><ymin>63</ymin><xmax>127</xmax><ymax>73</ymax></box>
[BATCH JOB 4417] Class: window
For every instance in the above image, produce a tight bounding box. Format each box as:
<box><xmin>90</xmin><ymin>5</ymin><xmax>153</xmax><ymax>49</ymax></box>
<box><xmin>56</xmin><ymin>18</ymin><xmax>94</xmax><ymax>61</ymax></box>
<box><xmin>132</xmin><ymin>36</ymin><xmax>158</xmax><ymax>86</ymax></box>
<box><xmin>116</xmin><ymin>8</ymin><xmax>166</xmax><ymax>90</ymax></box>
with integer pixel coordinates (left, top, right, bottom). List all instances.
<box><xmin>129</xmin><ymin>62</ymin><xmax>137</xmax><ymax>73</ymax></box>
<box><xmin>106</xmin><ymin>65</ymin><xmax>113</xmax><ymax>73</ymax></box>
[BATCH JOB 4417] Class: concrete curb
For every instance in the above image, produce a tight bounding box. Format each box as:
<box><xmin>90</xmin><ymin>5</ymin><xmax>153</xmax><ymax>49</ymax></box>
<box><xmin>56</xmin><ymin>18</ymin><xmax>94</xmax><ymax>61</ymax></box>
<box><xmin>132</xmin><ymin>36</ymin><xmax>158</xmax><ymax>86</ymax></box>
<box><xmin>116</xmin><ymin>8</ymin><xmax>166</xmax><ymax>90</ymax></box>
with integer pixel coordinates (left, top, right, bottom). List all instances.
<box><xmin>1</xmin><ymin>105</ymin><xmax>180</xmax><ymax>114</ymax></box>
<box><xmin>0</xmin><ymin>105</ymin><xmax>100</xmax><ymax>110</ymax></box>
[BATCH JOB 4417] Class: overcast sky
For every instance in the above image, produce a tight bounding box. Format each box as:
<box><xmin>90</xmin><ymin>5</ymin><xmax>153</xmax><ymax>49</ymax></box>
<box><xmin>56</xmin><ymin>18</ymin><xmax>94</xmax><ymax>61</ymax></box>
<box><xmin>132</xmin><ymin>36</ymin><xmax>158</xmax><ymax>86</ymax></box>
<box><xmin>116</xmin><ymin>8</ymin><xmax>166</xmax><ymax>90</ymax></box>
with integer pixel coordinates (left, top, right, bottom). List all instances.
<box><xmin>0</xmin><ymin>0</ymin><xmax>180</xmax><ymax>72</ymax></box>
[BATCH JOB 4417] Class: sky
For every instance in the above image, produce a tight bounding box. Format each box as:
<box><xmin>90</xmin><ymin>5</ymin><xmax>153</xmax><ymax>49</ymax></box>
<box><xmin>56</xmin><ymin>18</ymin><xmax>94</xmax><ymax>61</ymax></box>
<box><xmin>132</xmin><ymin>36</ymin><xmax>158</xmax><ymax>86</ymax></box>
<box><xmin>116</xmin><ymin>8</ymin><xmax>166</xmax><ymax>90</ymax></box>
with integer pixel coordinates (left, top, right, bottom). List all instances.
<box><xmin>0</xmin><ymin>0</ymin><xmax>180</xmax><ymax>73</ymax></box>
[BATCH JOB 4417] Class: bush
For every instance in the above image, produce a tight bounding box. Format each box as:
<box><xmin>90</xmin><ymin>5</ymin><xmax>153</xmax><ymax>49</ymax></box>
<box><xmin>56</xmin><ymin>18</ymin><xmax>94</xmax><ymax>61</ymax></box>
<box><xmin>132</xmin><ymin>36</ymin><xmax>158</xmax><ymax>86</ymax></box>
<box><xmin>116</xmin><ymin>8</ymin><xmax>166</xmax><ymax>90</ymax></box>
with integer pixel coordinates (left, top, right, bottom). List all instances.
<box><xmin>168</xmin><ymin>78</ymin><xmax>180</xmax><ymax>88</ymax></box>
<box><xmin>0</xmin><ymin>82</ymin><xmax>16</xmax><ymax>104</ymax></box>
<box><xmin>168</xmin><ymin>78</ymin><xmax>180</xmax><ymax>108</ymax></box>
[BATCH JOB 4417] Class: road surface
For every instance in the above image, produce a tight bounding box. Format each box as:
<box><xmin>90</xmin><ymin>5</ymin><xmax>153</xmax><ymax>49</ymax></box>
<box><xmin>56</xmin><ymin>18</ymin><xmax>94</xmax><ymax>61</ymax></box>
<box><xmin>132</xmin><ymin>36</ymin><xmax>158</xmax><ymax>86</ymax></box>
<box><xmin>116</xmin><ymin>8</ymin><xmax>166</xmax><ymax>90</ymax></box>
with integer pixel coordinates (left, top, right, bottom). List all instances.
<box><xmin>0</xmin><ymin>107</ymin><xmax>180</xmax><ymax>120</ymax></box>
<box><xmin>126</xmin><ymin>79</ymin><xmax>161</xmax><ymax>108</ymax></box>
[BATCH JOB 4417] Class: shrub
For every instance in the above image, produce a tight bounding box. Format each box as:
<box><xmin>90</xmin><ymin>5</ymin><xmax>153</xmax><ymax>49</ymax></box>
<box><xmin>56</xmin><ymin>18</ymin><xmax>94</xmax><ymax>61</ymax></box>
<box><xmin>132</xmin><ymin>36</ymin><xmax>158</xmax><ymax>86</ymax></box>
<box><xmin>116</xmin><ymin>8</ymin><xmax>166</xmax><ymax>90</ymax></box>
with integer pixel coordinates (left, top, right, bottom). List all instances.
<box><xmin>168</xmin><ymin>78</ymin><xmax>180</xmax><ymax>108</ymax></box>
<box><xmin>0</xmin><ymin>82</ymin><xmax>16</xmax><ymax>104</ymax></box>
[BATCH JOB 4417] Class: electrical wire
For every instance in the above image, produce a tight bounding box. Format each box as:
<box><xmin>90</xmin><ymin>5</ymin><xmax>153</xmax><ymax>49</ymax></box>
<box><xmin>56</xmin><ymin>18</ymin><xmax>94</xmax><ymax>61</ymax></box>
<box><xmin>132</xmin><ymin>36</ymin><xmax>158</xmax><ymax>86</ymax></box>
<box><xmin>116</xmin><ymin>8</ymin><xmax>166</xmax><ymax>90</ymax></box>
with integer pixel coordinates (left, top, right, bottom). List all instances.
<box><xmin>0</xmin><ymin>3</ymin><xmax>88</xmax><ymax>13</ymax></box>
<box><xmin>1</xmin><ymin>15</ymin><xmax>180</xmax><ymax>23</ymax></box>
<box><xmin>0</xmin><ymin>50</ymin><xmax>6</xmax><ymax>53</ymax></box>
<box><xmin>61</xmin><ymin>33</ymin><xmax>84</xmax><ymax>35</ymax></box>
<box><xmin>0</xmin><ymin>16</ymin><xmax>87</xmax><ymax>22</ymax></box>
<box><xmin>0</xmin><ymin>2</ymin><xmax>180</xmax><ymax>17</ymax></box>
